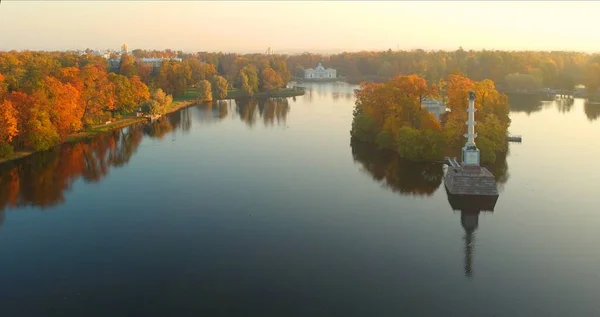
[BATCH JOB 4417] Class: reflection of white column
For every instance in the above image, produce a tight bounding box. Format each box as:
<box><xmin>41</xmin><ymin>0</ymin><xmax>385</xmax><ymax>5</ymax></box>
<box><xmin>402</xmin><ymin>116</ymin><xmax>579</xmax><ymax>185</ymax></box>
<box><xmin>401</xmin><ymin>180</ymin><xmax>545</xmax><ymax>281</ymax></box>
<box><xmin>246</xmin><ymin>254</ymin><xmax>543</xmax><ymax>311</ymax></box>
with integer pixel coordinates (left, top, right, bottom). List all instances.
<box><xmin>465</xmin><ymin>91</ymin><xmax>477</xmax><ymax>146</ymax></box>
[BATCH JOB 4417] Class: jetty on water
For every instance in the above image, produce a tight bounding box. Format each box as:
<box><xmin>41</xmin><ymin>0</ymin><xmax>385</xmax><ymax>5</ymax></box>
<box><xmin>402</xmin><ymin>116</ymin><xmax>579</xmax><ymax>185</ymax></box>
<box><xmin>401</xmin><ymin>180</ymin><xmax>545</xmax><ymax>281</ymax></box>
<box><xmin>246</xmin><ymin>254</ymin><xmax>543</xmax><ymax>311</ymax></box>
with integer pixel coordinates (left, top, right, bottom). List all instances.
<box><xmin>507</xmin><ymin>135</ymin><xmax>522</xmax><ymax>143</ymax></box>
<box><xmin>444</xmin><ymin>91</ymin><xmax>499</xmax><ymax>198</ymax></box>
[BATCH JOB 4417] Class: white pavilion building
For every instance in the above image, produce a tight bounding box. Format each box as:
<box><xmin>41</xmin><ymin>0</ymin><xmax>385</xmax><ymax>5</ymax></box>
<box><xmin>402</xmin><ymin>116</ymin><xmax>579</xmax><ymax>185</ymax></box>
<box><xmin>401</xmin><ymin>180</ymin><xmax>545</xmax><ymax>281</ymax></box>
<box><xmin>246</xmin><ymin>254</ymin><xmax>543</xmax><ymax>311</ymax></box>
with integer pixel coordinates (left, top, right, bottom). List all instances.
<box><xmin>304</xmin><ymin>63</ymin><xmax>337</xmax><ymax>79</ymax></box>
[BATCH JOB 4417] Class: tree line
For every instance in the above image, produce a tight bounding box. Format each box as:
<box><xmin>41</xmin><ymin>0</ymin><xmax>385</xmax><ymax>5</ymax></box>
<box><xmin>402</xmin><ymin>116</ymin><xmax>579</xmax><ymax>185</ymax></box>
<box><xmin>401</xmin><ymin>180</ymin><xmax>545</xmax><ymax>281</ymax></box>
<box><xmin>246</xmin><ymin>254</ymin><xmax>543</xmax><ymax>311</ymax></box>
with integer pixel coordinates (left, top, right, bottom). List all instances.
<box><xmin>351</xmin><ymin>74</ymin><xmax>510</xmax><ymax>164</ymax></box>
<box><xmin>286</xmin><ymin>49</ymin><xmax>600</xmax><ymax>92</ymax></box>
<box><xmin>2</xmin><ymin>48</ymin><xmax>598</xmax><ymax>159</ymax></box>
<box><xmin>114</xmin><ymin>50</ymin><xmax>291</xmax><ymax>99</ymax></box>
<box><xmin>0</xmin><ymin>51</ymin><xmax>156</xmax><ymax>157</ymax></box>
<box><xmin>0</xmin><ymin>49</ymin><xmax>294</xmax><ymax>158</ymax></box>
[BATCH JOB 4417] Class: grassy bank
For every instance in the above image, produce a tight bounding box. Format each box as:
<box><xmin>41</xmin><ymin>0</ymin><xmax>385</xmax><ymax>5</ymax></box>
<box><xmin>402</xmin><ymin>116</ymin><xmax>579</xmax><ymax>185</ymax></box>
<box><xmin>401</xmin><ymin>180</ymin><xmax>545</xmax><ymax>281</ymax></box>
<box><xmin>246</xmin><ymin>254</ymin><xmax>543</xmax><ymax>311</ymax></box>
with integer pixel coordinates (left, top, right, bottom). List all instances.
<box><xmin>174</xmin><ymin>87</ymin><xmax>305</xmax><ymax>102</ymax></box>
<box><xmin>0</xmin><ymin>100</ymin><xmax>197</xmax><ymax>165</ymax></box>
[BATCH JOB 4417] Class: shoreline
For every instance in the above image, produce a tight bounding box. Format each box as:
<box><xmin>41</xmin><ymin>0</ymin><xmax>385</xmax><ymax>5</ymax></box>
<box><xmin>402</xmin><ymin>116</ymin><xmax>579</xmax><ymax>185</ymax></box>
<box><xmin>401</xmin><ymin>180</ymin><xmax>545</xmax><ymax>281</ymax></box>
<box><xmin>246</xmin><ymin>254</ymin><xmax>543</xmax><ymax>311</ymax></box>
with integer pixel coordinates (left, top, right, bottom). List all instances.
<box><xmin>0</xmin><ymin>88</ymin><xmax>305</xmax><ymax>165</ymax></box>
<box><xmin>0</xmin><ymin>99</ymin><xmax>196</xmax><ymax>165</ymax></box>
<box><xmin>174</xmin><ymin>87</ymin><xmax>305</xmax><ymax>102</ymax></box>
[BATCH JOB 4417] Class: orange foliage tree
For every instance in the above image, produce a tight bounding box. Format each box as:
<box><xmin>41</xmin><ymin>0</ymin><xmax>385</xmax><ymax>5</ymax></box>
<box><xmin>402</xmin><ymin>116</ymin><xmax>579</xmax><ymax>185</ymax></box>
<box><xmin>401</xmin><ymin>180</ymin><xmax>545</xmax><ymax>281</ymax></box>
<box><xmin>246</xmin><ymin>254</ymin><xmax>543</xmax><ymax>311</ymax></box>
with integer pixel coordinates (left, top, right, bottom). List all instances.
<box><xmin>0</xmin><ymin>51</ymin><xmax>152</xmax><ymax>155</ymax></box>
<box><xmin>352</xmin><ymin>74</ymin><xmax>509</xmax><ymax>163</ymax></box>
<box><xmin>34</xmin><ymin>76</ymin><xmax>85</xmax><ymax>138</ymax></box>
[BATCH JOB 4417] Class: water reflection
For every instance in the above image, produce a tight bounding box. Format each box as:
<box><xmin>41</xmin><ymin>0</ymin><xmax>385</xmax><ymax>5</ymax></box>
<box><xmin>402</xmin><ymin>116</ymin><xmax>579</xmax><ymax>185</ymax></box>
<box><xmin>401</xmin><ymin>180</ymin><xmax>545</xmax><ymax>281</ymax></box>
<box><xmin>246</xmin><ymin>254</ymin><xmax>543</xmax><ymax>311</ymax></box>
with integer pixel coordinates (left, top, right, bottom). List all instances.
<box><xmin>144</xmin><ymin>117</ymin><xmax>174</xmax><ymax>139</ymax></box>
<box><xmin>350</xmin><ymin>140</ymin><xmax>444</xmax><ymax>196</ymax></box>
<box><xmin>507</xmin><ymin>94</ymin><xmax>543</xmax><ymax>114</ymax></box>
<box><xmin>0</xmin><ymin>124</ymin><xmax>146</xmax><ymax>213</ymax></box>
<box><xmin>293</xmin><ymin>82</ymin><xmax>355</xmax><ymax>103</ymax></box>
<box><xmin>235</xmin><ymin>98</ymin><xmax>289</xmax><ymax>127</ymax></box>
<box><xmin>445</xmin><ymin>191</ymin><xmax>498</xmax><ymax>277</ymax></box>
<box><xmin>584</xmin><ymin>101</ymin><xmax>600</xmax><ymax>121</ymax></box>
<box><xmin>351</xmin><ymin>140</ymin><xmax>510</xmax><ymax>197</ymax></box>
<box><xmin>169</xmin><ymin>105</ymin><xmax>193</xmax><ymax>133</ymax></box>
<box><xmin>258</xmin><ymin>98</ymin><xmax>290</xmax><ymax>126</ymax></box>
<box><xmin>0</xmin><ymin>98</ymin><xmax>292</xmax><ymax>216</ymax></box>
<box><xmin>556</xmin><ymin>98</ymin><xmax>574</xmax><ymax>113</ymax></box>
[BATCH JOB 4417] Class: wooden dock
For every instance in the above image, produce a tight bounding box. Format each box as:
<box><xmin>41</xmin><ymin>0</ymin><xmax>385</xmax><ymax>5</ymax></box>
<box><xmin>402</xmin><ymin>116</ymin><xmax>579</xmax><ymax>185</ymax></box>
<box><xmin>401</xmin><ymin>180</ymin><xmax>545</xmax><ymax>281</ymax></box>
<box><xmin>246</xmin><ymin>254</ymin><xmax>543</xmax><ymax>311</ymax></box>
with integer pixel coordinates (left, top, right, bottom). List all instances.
<box><xmin>507</xmin><ymin>135</ymin><xmax>522</xmax><ymax>143</ymax></box>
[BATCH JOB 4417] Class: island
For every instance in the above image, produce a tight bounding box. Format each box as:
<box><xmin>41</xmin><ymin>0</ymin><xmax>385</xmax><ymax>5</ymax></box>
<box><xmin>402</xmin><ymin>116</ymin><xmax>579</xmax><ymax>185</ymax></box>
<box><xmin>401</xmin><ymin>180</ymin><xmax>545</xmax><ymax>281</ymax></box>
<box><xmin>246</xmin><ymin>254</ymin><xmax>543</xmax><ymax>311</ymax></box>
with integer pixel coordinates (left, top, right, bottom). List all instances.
<box><xmin>350</xmin><ymin>74</ymin><xmax>510</xmax><ymax>165</ymax></box>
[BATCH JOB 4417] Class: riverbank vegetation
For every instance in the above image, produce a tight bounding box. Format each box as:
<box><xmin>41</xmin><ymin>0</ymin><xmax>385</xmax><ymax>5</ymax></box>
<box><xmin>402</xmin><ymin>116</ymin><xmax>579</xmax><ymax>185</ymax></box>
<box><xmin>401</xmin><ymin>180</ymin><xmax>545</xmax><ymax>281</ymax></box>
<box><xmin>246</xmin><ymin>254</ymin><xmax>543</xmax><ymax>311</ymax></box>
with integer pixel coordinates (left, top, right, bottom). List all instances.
<box><xmin>2</xmin><ymin>48</ymin><xmax>597</xmax><ymax>162</ymax></box>
<box><xmin>351</xmin><ymin>74</ymin><xmax>510</xmax><ymax>164</ymax></box>
<box><xmin>0</xmin><ymin>49</ymin><xmax>296</xmax><ymax>161</ymax></box>
<box><xmin>286</xmin><ymin>49</ymin><xmax>600</xmax><ymax>94</ymax></box>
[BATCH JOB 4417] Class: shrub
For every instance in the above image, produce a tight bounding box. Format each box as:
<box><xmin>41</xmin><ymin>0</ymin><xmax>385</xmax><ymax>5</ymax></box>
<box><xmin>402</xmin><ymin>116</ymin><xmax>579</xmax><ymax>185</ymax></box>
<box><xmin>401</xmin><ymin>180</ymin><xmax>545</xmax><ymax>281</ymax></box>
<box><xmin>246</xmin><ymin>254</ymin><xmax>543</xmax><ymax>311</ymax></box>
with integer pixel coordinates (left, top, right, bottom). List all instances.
<box><xmin>0</xmin><ymin>143</ymin><xmax>14</xmax><ymax>158</ymax></box>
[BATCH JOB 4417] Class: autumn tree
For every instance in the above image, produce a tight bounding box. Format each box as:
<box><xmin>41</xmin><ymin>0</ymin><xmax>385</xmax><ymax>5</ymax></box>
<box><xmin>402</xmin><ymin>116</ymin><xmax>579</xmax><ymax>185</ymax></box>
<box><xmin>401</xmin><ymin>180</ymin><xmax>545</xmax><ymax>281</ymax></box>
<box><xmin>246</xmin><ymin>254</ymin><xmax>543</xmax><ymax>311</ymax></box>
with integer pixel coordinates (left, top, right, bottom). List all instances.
<box><xmin>119</xmin><ymin>53</ymin><xmax>137</xmax><ymax>78</ymax></box>
<box><xmin>136</xmin><ymin>62</ymin><xmax>152</xmax><ymax>84</ymax></box>
<box><xmin>141</xmin><ymin>88</ymin><xmax>173</xmax><ymax>116</ymax></box>
<box><xmin>129</xmin><ymin>75</ymin><xmax>150</xmax><ymax>105</ymax></box>
<box><xmin>271</xmin><ymin>59</ymin><xmax>290</xmax><ymax>83</ymax></box>
<box><xmin>237</xmin><ymin>65</ymin><xmax>259</xmax><ymax>96</ymax></box>
<box><xmin>80</xmin><ymin>64</ymin><xmax>115</xmax><ymax>125</ymax></box>
<box><xmin>586</xmin><ymin>62</ymin><xmax>600</xmax><ymax>94</ymax></box>
<box><xmin>109</xmin><ymin>73</ymin><xmax>137</xmax><ymax>116</ymax></box>
<box><xmin>351</xmin><ymin>73</ymin><xmax>508</xmax><ymax>164</ymax></box>
<box><xmin>260</xmin><ymin>67</ymin><xmax>283</xmax><ymax>92</ymax></box>
<box><xmin>156</xmin><ymin>61</ymin><xmax>191</xmax><ymax>97</ymax></box>
<box><xmin>0</xmin><ymin>100</ymin><xmax>18</xmax><ymax>157</ymax></box>
<box><xmin>34</xmin><ymin>76</ymin><xmax>84</xmax><ymax>138</ymax></box>
<box><xmin>25</xmin><ymin>105</ymin><xmax>59</xmax><ymax>151</ymax></box>
<box><xmin>186</xmin><ymin>59</ymin><xmax>205</xmax><ymax>84</ymax></box>
<box><xmin>0</xmin><ymin>73</ymin><xmax>7</xmax><ymax>98</ymax></box>
<box><xmin>504</xmin><ymin>73</ymin><xmax>542</xmax><ymax>91</ymax></box>
<box><xmin>203</xmin><ymin>63</ymin><xmax>217</xmax><ymax>80</ymax></box>
<box><xmin>212</xmin><ymin>75</ymin><xmax>229</xmax><ymax>100</ymax></box>
<box><xmin>197</xmin><ymin>80</ymin><xmax>212</xmax><ymax>103</ymax></box>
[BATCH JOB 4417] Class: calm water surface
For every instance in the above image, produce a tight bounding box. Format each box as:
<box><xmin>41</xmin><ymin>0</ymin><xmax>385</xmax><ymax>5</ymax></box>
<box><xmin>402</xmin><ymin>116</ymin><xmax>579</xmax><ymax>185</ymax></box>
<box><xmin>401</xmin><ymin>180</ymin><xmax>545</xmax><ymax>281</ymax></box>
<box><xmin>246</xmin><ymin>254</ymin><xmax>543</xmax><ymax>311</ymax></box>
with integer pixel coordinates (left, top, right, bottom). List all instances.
<box><xmin>1</xmin><ymin>82</ymin><xmax>599</xmax><ymax>316</ymax></box>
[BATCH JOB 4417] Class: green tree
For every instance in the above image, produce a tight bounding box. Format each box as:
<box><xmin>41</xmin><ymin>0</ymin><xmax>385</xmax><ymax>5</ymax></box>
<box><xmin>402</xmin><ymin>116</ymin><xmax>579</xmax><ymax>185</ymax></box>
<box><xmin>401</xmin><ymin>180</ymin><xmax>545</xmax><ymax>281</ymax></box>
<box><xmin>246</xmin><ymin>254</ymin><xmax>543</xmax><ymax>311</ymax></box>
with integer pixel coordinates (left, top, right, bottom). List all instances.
<box><xmin>351</xmin><ymin>114</ymin><xmax>379</xmax><ymax>143</ymax></box>
<box><xmin>476</xmin><ymin>136</ymin><xmax>496</xmax><ymax>164</ymax></box>
<box><xmin>27</xmin><ymin>108</ymin><xmax>60</xmax><ymax>151</ymax></box>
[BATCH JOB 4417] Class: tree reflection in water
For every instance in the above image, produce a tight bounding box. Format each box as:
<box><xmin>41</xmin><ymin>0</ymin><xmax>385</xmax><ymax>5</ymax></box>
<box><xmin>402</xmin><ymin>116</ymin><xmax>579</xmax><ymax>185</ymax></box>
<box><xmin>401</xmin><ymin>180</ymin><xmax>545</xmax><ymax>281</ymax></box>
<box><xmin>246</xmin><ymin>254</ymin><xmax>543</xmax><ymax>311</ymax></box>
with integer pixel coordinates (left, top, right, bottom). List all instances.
<box><xmin>0</xmin><ymin>124</ymin><xmax>145</xmax><ymax>214</ymax></box>
<box><xmin>350</xmin><ymin>140</ymin><xmax>444</xmax><ymax>196</ymax></box>
<box><xmin>584</xmin><ymin>101</ymin><xmax>600</xmax><ymax>121</ymax></box>
<box><xmin>144</xmin><ymin>117</ymin><xmax>174</xmax><ymax>140</ymax></box>
<box><xmin>351</xmin><ymin>140</ymin><xmax>509</xmax><ymax>196</ymax></box>
<box><xmin>236</xmin><ymin>98</ymin><xmax>289</xmax><ymax>127</ymax></box>
<box><xmin>556</xmin><ymin>98</ymin><xmax>574</xmax><ymax>113</ymax></box>
<box><xmin>0</xmin><ymin>97</ymin><xmax>293</xmax><ymax>220</ymax></box>
<box><xmin>258</xmin><ymin>98</ymin><xmax>290</xmax><ymax>126</ymax></box>
<box><xmin>507</xmin><ymin>94</ymin><xmax>543</xmax><ymax>115</ymax></box>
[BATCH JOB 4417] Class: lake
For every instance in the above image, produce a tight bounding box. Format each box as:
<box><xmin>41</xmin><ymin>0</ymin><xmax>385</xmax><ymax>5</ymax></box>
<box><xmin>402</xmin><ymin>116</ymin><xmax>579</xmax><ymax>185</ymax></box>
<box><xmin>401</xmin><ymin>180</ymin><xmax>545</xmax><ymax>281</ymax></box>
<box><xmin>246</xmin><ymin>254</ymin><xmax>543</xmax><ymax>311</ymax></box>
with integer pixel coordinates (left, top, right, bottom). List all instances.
<box><xmin>1</xmin><ymin>82</ymin><xmax>599</xmax><ymax>317</ymax></box>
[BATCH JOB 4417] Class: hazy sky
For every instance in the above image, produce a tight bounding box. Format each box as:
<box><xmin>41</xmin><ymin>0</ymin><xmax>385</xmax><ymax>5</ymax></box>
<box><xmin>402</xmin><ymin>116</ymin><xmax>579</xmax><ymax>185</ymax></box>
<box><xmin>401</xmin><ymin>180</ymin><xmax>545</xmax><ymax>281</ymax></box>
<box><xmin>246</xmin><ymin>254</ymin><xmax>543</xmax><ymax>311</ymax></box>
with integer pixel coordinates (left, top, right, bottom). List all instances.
<box><xmin>1</xmin><ymin>1</ymin><xmax>599</xmax><ymax>53</ymax></box>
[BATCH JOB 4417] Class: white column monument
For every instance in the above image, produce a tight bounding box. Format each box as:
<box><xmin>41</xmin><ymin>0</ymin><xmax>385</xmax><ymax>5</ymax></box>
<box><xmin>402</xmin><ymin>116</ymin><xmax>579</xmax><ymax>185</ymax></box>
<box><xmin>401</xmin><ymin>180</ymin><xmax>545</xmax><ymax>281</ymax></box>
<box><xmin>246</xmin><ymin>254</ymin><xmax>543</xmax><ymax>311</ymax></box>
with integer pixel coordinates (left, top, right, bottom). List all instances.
<box><xmin>461</xmin><ymin>91</ymin><xmax>480</xmax><ymax>166</ymax></box>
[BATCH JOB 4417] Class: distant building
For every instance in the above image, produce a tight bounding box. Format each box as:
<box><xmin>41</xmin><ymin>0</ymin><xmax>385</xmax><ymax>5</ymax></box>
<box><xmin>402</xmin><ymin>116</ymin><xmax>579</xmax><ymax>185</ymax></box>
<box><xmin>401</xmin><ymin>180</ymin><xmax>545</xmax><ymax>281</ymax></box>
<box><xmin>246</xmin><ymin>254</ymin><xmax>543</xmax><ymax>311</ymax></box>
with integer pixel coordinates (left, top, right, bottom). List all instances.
<box><xmin>75</xmin><ymin>50</ymin><xmax>111</xmax><ymax>59</ymax></box>
<box><xmin>138</xmin><ymin>57</ymin><xmax>183</xmax><ymax>69</ymax></box>
<box><xmin>108</xmin><ymin>57</ymin><xmax>182</xmax><ymax>71</ymax></box>
<box><xmin>421</xmin><ymin>97</ymin><xmax>448</xmax><ymax>121</ymax></box>
<box><xmin>304</xmin><ymin>63</ymin><xmax>336</xmax><ymax>79</ymax></box>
